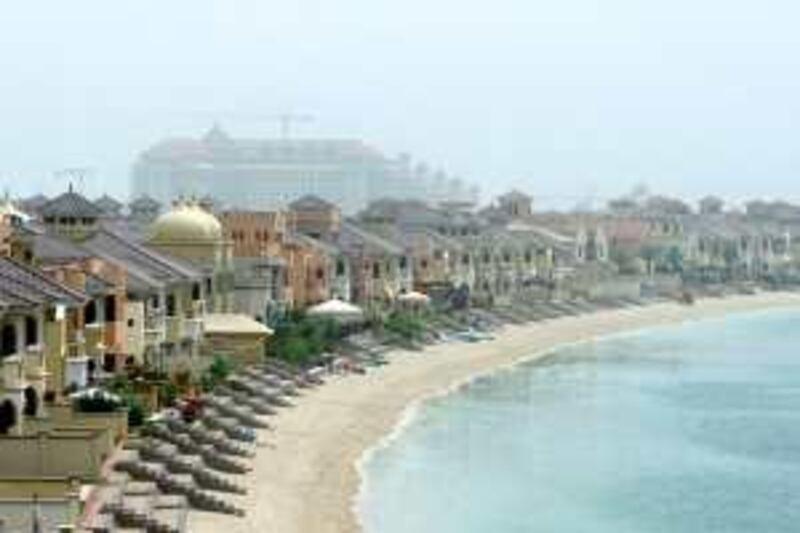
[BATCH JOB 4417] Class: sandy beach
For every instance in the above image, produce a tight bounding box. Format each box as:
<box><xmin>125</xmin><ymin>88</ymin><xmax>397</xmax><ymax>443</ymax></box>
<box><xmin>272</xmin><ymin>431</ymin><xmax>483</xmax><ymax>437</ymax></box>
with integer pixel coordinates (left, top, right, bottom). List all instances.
<box><xmin>188</xmin><ymin>292</ymin><xmax>800</xmax><ymax>533</ymax></box>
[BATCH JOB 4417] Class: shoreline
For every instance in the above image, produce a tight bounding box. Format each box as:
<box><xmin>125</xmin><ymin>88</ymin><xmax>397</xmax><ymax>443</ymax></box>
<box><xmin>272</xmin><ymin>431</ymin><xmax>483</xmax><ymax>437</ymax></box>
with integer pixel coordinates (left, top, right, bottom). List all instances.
<box><xmin>189</xmin><ymin>292</ymin><xmax>800</xmax><ymax>533</ymax></box>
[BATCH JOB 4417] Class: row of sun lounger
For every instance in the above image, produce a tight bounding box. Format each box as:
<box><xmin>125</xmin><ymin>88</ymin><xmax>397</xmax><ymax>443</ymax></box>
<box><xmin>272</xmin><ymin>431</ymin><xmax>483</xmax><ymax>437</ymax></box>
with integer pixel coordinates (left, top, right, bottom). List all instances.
<box><xmin>85</xmin><ymin>363</ymin><xmax>324</xmax><ymax>530</ymax></box>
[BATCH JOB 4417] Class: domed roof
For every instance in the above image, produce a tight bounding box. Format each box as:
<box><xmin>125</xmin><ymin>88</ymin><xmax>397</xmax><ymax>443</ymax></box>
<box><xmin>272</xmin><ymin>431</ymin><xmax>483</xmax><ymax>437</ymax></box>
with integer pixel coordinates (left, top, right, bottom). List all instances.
<box><xmin>149</xmin><ymin>200</ymin><xmax>223</xmax><ymax>242</ymax></box>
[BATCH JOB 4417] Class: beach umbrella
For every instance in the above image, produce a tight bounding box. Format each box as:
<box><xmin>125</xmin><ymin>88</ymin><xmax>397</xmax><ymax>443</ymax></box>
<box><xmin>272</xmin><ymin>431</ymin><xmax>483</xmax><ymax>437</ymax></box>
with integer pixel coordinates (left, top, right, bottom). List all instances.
<box><xmin>307</xmin><ymin>298</ymin><xmax>365</xmax><ymax>323</ymax></box>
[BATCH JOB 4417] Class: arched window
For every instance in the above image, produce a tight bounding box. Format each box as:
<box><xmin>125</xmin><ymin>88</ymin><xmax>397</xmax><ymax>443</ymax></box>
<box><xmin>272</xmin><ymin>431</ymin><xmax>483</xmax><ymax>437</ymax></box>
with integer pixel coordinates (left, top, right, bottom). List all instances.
<box><xmin>0</xmin><ymin>324</ymin><xmax>16</xmax><ymax>357</ymax></box>
<box><xmin>24</xmin><ymin>316</ymin><xmax>37</xmax><ymax>346</ymax></box>
<box><xmin>166</xmin><ymin>294</ymin><xmax>177</xmax><ymax>317</ymax></box>
<box><xmin>23</xmin><ymin>386</ymin><xmax>38</xmax><ymax>417</ymax></box>
<box><xmin>192</xmin><ymin>283</ymin><xmax>201</xmax><ymax>301</ymax></box>
<box><xmin>84</xmin><ymin>300</ymin><xmax>98</xmax><ymax>324</ymax></box>
<box><xmin>0</xmin><ymin>399</ymin><xmax>17</xmax><ymax>434</ymax></box>
<box><xmin>104</xmin><ymin>295</ymin><xmax>116</xmax><ymax>322</ymax></box>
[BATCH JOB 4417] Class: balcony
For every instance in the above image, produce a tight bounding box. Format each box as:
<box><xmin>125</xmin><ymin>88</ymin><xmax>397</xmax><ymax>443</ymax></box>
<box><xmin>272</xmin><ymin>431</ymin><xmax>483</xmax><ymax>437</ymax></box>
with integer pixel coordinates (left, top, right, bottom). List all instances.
<box><xmin>23</xmin><ymin>345</ymin><xmax>47</xmax><ymax>380</ymax></box>
<box><xmin>143</xmin><ymin>315</ymin><xmax>166</xmax><ymax>346</ymax></box>
<box><xmin>1</xmin><ymin>355</ymin><xmax>24</xmax><ymax>390</ymax></box>
<box><xmin>191</xmin><ymin>299</ymin><xmax>206</xmax><ymax>318</ymax></box>
<box><xmin>183</xmin><ymin>318</ymin><xmax>204</xmax><ymax>343</ymax></box>
<box><xmin>84</xmin><ymin>323</ymin><xmax>106</xmax><ymax>358</ymax></box>
<box><xmin>164</xmin><ymin>316</ymin><xmax>184</xmax><ymax>344</ymax></box>
<box><xmin>65</xmin><ymin>356</ymin><xmax>90</xmax><ymax>390</ymax></box>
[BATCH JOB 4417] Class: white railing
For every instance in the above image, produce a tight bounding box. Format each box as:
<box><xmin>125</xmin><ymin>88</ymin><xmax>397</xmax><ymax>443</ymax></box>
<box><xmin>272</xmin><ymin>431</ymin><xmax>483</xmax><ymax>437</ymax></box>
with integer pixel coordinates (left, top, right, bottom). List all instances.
<box><xmin>23</xmin><ymin>345</ymin><xmax>47</xmax><ymax>379</ymax></box>
<box><xmin>1</xmin><ymin>355</ymin><xmax>24</xmax><ymax>390</ymax></box>
<box><xmin>183</xmin><ymin>318</ymin><xmax>204</xmax><ymax>343</ymax></box>
<box><xmin>144</xmin><ymin>314</ymin><xmax>166</xmax><ymax>346</ymax></box>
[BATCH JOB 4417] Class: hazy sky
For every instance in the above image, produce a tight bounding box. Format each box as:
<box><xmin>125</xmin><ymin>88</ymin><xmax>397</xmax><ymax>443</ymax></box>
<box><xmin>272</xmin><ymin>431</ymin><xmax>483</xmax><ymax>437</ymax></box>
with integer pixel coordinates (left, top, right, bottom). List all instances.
<box><xmin>1</xmin><ymin>1</ymin><xmax>799</xmax><ymax>208</ymax></box>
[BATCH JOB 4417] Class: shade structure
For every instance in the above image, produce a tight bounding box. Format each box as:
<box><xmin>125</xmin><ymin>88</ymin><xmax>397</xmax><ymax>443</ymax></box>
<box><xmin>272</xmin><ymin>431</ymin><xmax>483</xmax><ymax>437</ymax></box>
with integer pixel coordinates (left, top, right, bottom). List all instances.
<box><xmin>307</xmin><ymin>299</ymin><xmax>365</xmax><ymax>322</ymax></box>
<box><xmin>397</xmin><ymin>291</ymin><xmax>431</xmax><ymax>304</ymax></box>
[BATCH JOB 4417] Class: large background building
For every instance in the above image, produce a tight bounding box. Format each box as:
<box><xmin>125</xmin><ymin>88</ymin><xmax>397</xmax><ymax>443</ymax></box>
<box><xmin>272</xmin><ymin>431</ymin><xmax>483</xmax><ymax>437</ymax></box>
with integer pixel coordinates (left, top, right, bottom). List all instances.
<box><xmin>131</xmin><ymin>125</ymin><xmax>478</xmax><ymax>213</ymax></box>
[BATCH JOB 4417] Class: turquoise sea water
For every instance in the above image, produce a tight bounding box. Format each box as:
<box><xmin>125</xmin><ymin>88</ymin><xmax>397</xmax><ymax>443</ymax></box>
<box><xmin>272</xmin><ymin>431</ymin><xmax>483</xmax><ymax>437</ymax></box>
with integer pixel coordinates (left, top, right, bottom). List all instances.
<box><xmin>359</xmin><ymin>309</ymin><xmax>800</xmax><ymax>533</ymax></box>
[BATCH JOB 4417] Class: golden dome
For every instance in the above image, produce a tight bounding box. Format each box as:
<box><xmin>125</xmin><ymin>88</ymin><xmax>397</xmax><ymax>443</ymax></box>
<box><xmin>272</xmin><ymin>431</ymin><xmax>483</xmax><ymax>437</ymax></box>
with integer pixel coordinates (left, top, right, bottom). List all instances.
<box><xmin>149</xmin><ymin>200</ymin><xmax>223</xmax><ymax>242</ymax></box>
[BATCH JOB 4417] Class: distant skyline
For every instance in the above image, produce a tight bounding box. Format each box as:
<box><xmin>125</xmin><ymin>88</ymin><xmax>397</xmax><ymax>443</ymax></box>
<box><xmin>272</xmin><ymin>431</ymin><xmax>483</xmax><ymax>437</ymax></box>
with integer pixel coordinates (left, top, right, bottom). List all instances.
<box><xmin>2</xmin><ymin>1</ymin><xmax>800</xmax><ymax>209</ymax></box>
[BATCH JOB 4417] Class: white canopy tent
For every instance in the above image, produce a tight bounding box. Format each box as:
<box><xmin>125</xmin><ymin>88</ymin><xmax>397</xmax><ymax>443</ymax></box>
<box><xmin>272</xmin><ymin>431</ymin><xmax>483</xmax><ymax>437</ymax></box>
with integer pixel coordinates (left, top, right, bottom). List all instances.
<box><xmin>397</xmin><ymin>291</ymin><xmax>431</xmax><ymax>304</ymax></box>
<box><xmin>307</xmin><ymin>299</ymin><xmax>365</xmax><ymax>323</ymax></box>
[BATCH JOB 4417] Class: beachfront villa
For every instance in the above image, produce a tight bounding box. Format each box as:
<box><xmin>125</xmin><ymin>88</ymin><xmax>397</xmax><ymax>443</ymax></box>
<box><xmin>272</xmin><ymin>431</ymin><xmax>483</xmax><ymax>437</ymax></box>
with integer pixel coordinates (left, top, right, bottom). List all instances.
<box><xmin>289</xmin><ymin>195</ymin><xmax>414</xmax><ymax>306</ymax></box>
<box><xmin>0</xmin><ymin>256</ymin><xmax>126</xmax><ymax>531</ymax></box>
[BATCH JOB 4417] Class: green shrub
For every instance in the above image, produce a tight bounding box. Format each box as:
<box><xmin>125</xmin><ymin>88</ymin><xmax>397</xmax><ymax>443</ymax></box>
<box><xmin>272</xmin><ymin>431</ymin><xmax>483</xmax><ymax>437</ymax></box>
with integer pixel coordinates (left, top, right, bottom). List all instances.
<box><xmin>383</xmin><ymin>311</ymin><xmax>426</xmax><ymax>343</ymax></box>
<box><xmin>208</xmin><ymin>354</ymin><xmax>233</xmax><ymax>383</ymax></box>
<box><xmin>158</xmin><ymin>382</ymin><xmax>178</xmax><ymax>407</ymax></box>
<box><xmin>126</xmin><ymin>397</ymin><xmax>146</xmax><ymax>427</ymax></box>
<box><xmin>74</xmin><ymin>390</ymin><xmax>123</xmax><ymax>413</ymax></box>
<box><xmin>271</xmin><ymin>316</ymin><xmax>341</xmax><ymax>366</ymax></box>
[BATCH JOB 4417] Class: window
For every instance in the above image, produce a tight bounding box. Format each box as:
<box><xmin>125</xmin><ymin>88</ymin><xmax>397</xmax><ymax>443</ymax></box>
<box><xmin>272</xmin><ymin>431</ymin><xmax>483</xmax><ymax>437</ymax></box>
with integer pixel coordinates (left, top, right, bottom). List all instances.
<box><xmin>399</xmin><ymin>257</ymin><xmax>408</xmax><ymax>270</ymax></box>
<box><xmin>420</xmin><ymin>259</ymin><xmax>429</xmax><ymax>269</ymax></box>
<box><xmin>84</xmin><ymin>300</ymin><xmax>98</xmax><ymax>324</ymax></box>
<box><xmin>192</xmin><ymin>283</ymin><xmax>201</xmax><ymax>301</ymax></box>
<box><xmin>104</xmin><ymin>295</ymin><xmax>116</xmax><ymax>322</ymax></box>
<box><xmin>128</xmin><ymin>318</ymin><xmax>135</xmax><ymax>328</ymax></box>
<box><xmin>0</xmin><ymin>324</ymin><xmax>16</xmax><ymax>357</ymax></box>
<box><xmin>23</xmin><ymin>386</ymin><xmax>37</xmax><ymax>417</ymax></box>
<box><xmin>166</xmin><ymin>294</ymin><xmax>176</xmax><ymax>317</ymax></box>
<box><xmin>524</xmin><ymin>250</ymin><xmax>532</xmax><ymax>263</ymax></box>
<box><xmin>372</xmin><ymin>263</ymin><xmax>381</xmax><ymax>279</ymax></box>
<box><xmin>206</xmin><ymin>278</ymin><xmax>213</xmax><ymax>294</ymax></box>
<box><xmin>316</xmin><ymin>267</ymin><xmax>325</xmax><ymax>280</ymax></box>
<box><xmin>24</xmin><ymin>316</ymin><xmax>37</xmax><ymax>346</ymax></box>
<box><xmin>336</xmin><ymin>260</ymin><xmax>345</xmax><ymax>276</ymax></box>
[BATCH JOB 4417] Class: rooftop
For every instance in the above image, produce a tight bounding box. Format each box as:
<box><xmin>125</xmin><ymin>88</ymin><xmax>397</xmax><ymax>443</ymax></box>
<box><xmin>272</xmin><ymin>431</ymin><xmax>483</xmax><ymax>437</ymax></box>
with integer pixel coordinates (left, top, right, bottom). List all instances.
<box><xmin>40</xmin><ymin>186</ymin><xmax>103</xmax><ymax>219</ymax></box>
<box><xmin>0</xmin><ymin>257</ymin><xmax>87</xmax><ymax>309</ymax></box>
<box><xmin>289</xmin><ymin>194</ymin><xmax>337</xmax><ymax>211</ymax></box>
